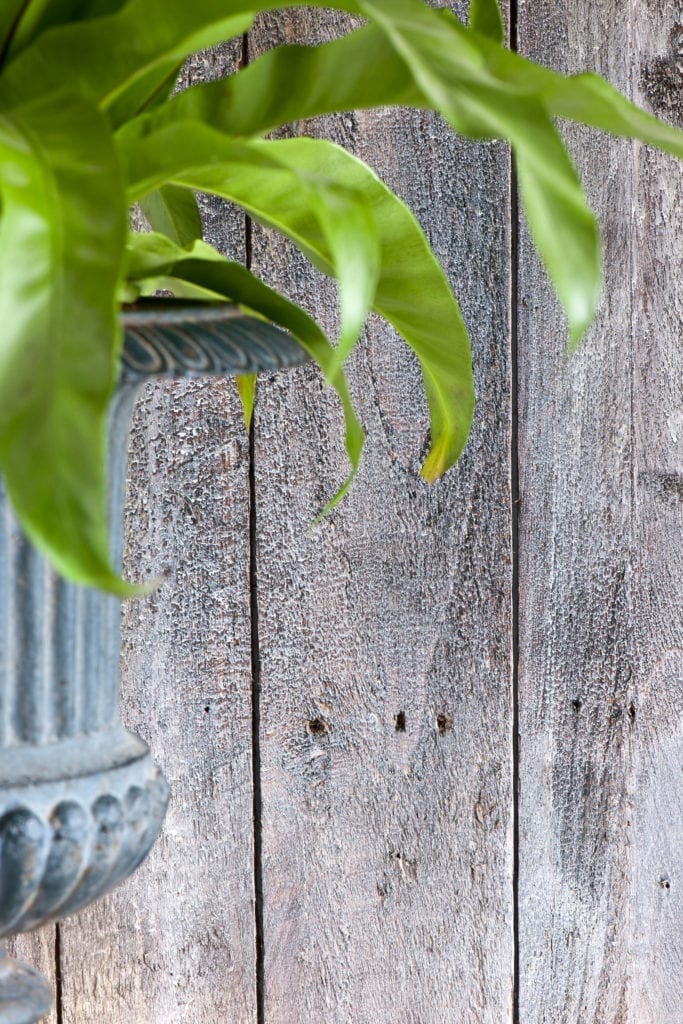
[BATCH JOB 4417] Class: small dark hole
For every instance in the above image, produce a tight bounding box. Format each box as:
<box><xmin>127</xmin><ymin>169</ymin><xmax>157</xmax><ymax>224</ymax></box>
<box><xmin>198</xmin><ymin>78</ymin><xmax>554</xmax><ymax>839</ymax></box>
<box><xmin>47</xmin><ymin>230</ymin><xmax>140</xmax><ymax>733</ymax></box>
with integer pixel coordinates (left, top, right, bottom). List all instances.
<box><xmin>659</xmin><ymin>875</ymin><xmax>671</xmax><ymax>890</ymax></box>
<box><xmin>204</xmin><ymin>705</ymin><xmax>210</xmax><ymax>713</ymax></box>
<box><xmin>394</xmin><ymin>711</ymin><xmax>406</xmax><ymax>732</ymax></box>
<box><xmin>571</xmin><ymin>698</ymin><xmax>582</xmax><ymax>711</ymax></box>
<box><xmin>628</xmin><ymin>702</ymin><xmax>636</xmax><ymax>721</ymax></box>
<box><xmin>308</xmin><ymin>718</ymin><xmax>327</xmax><ymax>736</ymax></box>
<box><xmin>437</xmin><ymin>713</ymin><xmax>452</xmax><ymax>735</ymax></box>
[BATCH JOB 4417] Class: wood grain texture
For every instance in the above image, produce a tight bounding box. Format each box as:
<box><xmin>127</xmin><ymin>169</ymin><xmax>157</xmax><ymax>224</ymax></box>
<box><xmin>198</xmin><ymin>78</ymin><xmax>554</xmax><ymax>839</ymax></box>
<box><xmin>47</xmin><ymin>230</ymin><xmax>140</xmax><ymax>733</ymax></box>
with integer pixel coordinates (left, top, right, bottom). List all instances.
<box><xmin>58</xmin><ymin>378</ymin><xmax>255</xmax><ymax>1024</ymax></box>
<box><xmin>58</xmin><ymin>43</ymin><xmax>259</xmax><ymax>1024</ymax></box>
<box><xmin>249</xmin><ymin>6</ymin><xmax>513</xmax><ymax>1022</ymax></box>
<box><xmin>629</xmin><ymin>3</ymin><xmax>683</xmax><ymax>1017</ymax></box>
<box><xmin>517</xmin><ymin>1</ymin><xmax>682</xmax><ymax>1020</ymax></box>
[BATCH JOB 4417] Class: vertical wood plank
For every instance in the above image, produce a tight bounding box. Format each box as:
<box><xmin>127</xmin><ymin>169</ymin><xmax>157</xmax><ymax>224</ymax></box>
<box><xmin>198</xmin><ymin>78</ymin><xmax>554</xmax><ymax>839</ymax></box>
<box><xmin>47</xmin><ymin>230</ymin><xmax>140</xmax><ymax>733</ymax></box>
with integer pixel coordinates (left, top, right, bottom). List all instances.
<box><xmin>517</xmin><ymin>1</ymin><xmax>682</xmax><ymax>1020</ymax></box>
<box><xmin>59</xmin><ymin>45</ymin><xmax>258</xmax><ymax>1024</ymax></box>
<box><xmin>58</xmin><ymin>380</ymin><xmax>256</xmax><ymax>1024</ymax></box>
<box><xmin>250</xmin><ymin>7</ymin><xmax>514</xmax><ymax>1021</ymax></box>
<box><xmin>629</xmin><ymin>4</ymin><xmax>683</xmax><ymax>1017</ymax></box>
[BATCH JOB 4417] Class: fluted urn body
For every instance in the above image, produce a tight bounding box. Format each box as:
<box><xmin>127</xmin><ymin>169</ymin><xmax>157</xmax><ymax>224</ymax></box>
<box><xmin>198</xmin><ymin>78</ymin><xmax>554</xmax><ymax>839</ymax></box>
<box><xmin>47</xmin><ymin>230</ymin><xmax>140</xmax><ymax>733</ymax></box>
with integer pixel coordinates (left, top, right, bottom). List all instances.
<box><xmin>0</xmin><ymin>302</ymin><xmax>307</xmax><ymax>1023</ymax></box>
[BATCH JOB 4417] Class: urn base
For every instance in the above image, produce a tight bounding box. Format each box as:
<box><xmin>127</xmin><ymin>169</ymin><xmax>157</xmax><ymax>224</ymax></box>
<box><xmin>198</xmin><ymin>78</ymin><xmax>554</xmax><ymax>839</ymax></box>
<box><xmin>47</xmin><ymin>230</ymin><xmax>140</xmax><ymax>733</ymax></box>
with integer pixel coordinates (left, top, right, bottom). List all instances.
<box><xmin>0</xmin><ymin>948</ymin><xmax>52</xmax><ymax>1024</ymax></box>
<box><xmin>0</xmin><ymin>732</ymin><xmax>169</xmax><ymax>939</ymax></box>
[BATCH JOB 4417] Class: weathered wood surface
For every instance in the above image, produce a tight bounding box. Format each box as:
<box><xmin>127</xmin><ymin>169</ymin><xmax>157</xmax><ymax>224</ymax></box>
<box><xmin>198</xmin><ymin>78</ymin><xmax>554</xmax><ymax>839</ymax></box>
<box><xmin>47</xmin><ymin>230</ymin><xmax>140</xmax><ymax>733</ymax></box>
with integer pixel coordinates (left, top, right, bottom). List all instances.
<box><xmin>249</xmin><ymin>5</ymin><xmax>513</xmax><ymax>1021</ymax></box>
<box><xmin>630</xmin><ymin>6</ymin><xmax>683</xmax><ymax>1015</ymax></box>
<box><xmin>58</xmin><ymin>46</ymin><xmax>260</xmax><ymax>1024</ymax></box>
<box><xmin>57</xmin><ymin>377</ymin><xmax>256</xmax><ymax>1024</ymax></box>
<box><xmin>30</xmin><ymin>3</ymin><xmax>683</xmax><ymax>1022</ymax></box>
<box><xmin>517</xmin><ymin>1</ymin><xmax>683</xmax><ymax>1021</ymax></box>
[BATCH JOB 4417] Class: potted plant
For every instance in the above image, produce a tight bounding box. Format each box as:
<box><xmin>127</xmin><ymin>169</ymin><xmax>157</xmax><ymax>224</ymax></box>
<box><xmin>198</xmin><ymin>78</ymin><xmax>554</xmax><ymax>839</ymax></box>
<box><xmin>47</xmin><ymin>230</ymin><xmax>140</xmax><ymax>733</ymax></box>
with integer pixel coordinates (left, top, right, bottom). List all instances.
<box><xmin>0</xmin><ymin>1</ymin><xmax>681</xmax><ymax>1019</ymax></box>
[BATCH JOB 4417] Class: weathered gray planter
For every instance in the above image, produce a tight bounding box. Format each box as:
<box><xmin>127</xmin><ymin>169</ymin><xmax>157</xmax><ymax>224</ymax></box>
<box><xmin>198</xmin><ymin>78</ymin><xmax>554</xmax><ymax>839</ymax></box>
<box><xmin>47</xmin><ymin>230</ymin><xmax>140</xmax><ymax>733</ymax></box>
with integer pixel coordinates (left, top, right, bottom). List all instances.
<box><xmin>0</xmin><ymin>302</ymin><xmax>307</xmax><ymax>1023</ymax></box>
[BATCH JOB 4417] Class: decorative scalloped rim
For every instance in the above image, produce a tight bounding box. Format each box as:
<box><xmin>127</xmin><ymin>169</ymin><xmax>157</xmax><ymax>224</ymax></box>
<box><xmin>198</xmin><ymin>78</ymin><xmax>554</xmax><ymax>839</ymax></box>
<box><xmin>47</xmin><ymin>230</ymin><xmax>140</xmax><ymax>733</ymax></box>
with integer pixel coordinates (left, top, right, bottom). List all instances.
<box><xmin>0</xmin><ymin>752</ymin><xmax>169</xmax><ymax>938</ymax></box>
<box><xmin>121</xmin><ymin>300</ymin><xmax>309</xmax><ymax>380</ymax></box>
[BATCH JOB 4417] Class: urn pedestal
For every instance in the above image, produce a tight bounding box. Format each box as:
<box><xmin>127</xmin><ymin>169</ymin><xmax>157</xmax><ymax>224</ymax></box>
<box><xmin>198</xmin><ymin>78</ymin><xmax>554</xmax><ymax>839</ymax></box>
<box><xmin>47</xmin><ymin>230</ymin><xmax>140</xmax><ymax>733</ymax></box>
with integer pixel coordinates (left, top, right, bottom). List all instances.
<box><xmin>0</xmin><ymin>302</ymin><xmax>306</xmax><ymax>1022</ymax></box>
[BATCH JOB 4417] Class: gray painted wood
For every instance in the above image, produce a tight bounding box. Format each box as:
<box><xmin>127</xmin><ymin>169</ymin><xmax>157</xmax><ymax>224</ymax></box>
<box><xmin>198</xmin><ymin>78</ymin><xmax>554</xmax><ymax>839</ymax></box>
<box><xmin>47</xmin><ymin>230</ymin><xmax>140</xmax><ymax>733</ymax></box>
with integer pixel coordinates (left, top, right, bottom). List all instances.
<box><xmin>517</xmin><ymin>1</ymin><xmax>683</xmax><ymax>1021</ymax></box>
<box><xmin>249</xmin><ymin>6</ymin><xmax>513</xmax><ymax>1021</ymax></box>
<box><xmin>58</xmin><ymin>378</ymin><xmax>256</xmax><ymax>1024</ymax></box>
<box><xmin>58</xmin><ymin>44</ymin><xmax>259</xmax><ymax>1024</ymax></box>
<box><xmin>630</xmin><ymin>7</ymin><xmax>683</xmax><ymax>1017</ymax></box>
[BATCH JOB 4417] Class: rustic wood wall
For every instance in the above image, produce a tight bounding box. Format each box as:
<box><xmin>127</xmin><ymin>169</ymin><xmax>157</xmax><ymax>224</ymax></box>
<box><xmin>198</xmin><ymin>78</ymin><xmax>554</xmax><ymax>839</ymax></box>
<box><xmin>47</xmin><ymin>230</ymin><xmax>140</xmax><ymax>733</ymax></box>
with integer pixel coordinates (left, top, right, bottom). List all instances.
<box><xmin>13</xmin><ymin>2</ymin><xmax>682</xmax><ymax>1021</ymax></box>
<box><xmin>517</xmin><ymin>2</ymin><xmax>683</xmax><ymax>1020</ymax></box>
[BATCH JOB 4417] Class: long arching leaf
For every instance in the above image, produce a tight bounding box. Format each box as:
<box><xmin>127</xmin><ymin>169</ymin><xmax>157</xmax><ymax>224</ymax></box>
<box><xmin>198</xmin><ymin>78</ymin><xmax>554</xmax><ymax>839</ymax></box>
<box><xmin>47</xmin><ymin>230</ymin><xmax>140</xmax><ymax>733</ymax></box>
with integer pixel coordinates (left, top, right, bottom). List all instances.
<box><xmin>121</xmin><ymin>127</ymin><xmax>475</xmax><ymax>479</ymax></box>
<box><xmin>360</xmin><ymin>0</ymin><xmax>600</xmax><ymax>346</ymax></box>
<box><xmin>458</xmin><ymin>11</ymin><xmax>683</xmax><ymax>160</ymax></box>
<box><xmin>0</xmin><ymin>3</ymin><xmax>30</xmax><ymax>67</ymax></box>
<box><xmin>3</xmin><ymin>1</ymin><xmax>127</xmax><ymax>62</ymax></box>
<box><xmin>0</xmin><ymin>92</ymin><xmax>137</xmax><ymax>593</ymax></box>
<box><xmin>125</xmin><ymin>129</ymin><xmax>381</xmax><ymax>381</ymax></box>
<box><xmin>118</xmin><ymin>21</ymin><xmax>425</xmax><ymax>142</ymax></box>
<box><xmin>0</xmin><ymin>4</ymin><xmax>254</xmax><ymax>110</ymax></box>
<box><xmin>107</xmin><ymin>59</ymin><xmax>184</xmax><ymax>127</ymax></box>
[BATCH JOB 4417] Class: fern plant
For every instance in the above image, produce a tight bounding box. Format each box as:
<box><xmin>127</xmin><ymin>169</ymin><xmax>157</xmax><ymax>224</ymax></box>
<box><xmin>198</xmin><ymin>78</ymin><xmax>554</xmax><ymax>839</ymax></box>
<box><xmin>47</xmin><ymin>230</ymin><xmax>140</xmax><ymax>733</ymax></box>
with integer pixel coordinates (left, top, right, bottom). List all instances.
<box><xmin>0</xmin><ymin>0</ymin><xmax>681</xmax><ymax>593</ymax></box>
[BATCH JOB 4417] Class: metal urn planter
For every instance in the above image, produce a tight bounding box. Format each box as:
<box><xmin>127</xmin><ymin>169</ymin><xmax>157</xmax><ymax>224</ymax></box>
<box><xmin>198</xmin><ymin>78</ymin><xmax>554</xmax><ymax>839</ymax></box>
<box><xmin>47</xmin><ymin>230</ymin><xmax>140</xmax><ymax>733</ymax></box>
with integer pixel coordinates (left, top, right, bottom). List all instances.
<box><xmin>0</xmin><ymin>302</ymin><xmax>307</xmax><ymax>1023</ymax></box>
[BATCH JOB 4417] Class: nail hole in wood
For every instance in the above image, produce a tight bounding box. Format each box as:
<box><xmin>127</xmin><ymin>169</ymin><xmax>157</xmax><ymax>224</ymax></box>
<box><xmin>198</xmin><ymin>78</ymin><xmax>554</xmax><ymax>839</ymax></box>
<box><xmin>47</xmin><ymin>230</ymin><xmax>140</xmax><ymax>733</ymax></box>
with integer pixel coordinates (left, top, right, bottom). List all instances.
<box><xmin>204</xmin><ymin>705</ymin><xmax>211</xmax><ymax>713</ymax></box>
<box><xmin>571</xmin><ymin>698</ymin><xmax>582</xmax><ymax>711</ymax></box>
<box><xmin>394</xmin><ymin>711</ymin><xmax>406</xmax><ymax>732</ymax></box>
<box><xmin>437</xmin><ymin>712</ymin><xmax>452</xmax><ymax>734</ymax></box>
<box><xmin>308</xmin><ymin>717</ymin><xmax>328</xmax><ymax>736</ymax></box>
<box><xmin>659</xmin><ymin>876</ymin><xmax>671</xmax><ymax>890</ymax></box>
<box><xmin>628</xmin><ymin>702</ymin><xmax>636</xmax><ymax>721</ymax></box>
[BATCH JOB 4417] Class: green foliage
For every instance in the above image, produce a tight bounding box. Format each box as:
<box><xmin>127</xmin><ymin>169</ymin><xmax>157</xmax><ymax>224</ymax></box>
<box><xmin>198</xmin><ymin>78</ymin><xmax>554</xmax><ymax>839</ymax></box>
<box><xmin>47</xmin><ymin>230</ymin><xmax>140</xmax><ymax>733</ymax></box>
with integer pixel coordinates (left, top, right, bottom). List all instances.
<box><xmin>3</xmin><ymin>2</ymin><xmax>127</xmax><ymax>62</ymax></box>
<box><xmin>140</xmin><ymin>185</ymin><xmax>203</xmax><ymax>246</ymax></box>
<box><xmin>0</xmin><ymin>4</ymin><xmax>29</xmax><ymax>65</ymax></box>
<box><xmin>0</xmin><ymin>0</ymin><xmax>681</xmax><ymax>591</ymax></box>
<box><xmin>236</xmin><ymin>374</ymin><xmax>257</xmax><ymax>430</ymax></box>
<box><xmin>469</xmin><ymin>0</ymin><xmax>505</xmax><ymax>43</ymax></box>
<box><xmin>0</xmin><ymin>92</ymin><xmax>138</xmax><ymax>595</ymax></box>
